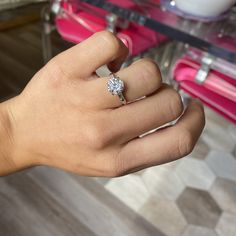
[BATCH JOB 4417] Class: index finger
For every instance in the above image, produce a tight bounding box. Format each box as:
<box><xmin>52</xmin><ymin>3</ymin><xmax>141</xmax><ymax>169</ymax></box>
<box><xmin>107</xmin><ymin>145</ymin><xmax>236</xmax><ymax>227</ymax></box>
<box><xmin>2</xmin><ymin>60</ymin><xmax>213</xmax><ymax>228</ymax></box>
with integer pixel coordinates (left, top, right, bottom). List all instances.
<box><xmin>52</xmin><ymin>31</ymin><xmax>128</xmax><ymax>79</ymax></box>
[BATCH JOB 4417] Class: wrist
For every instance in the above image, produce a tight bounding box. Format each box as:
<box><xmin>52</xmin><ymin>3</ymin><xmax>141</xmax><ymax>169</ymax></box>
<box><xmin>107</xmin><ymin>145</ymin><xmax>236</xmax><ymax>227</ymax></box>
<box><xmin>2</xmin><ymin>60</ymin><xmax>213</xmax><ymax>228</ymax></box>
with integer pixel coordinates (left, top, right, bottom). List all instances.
<box><xmin>0</xmin><ymin>98</ymin><xmax>34</xmax><ymax>176</ymax></box>
<box><xmin>0</xmin><ymin>100</ymin><xmax>15</xmax><ymax>175</ymax></box>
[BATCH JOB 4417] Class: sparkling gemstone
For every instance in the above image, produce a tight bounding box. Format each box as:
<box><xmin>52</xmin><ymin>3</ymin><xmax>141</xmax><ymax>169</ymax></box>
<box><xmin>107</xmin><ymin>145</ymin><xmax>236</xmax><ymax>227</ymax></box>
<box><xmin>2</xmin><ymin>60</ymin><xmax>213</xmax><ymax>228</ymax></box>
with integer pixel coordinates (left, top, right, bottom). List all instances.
<box><xmin>107</xmin><ymin>77</ymin><xmax>124</xmax><ymax>95</ymax></box>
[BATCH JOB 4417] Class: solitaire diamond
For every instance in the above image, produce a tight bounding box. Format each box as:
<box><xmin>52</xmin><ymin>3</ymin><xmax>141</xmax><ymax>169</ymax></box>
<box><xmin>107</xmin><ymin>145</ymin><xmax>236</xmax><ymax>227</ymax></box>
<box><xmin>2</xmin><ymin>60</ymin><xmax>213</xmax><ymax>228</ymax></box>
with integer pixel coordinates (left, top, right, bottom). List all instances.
<box><xmin>107</xmin><ymin>77</ymin><xmax>124</xmax><ymax>95</ymax></box>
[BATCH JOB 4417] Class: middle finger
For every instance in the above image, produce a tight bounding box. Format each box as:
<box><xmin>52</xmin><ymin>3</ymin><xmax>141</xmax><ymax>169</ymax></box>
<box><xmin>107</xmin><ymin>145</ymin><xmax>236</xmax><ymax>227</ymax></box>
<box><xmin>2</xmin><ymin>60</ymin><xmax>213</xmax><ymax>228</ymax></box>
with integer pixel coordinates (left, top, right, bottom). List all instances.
<box><xmin>109</xmin><ymin>85</ymin><xmax>184</xmax><ymax>143</ymax></box>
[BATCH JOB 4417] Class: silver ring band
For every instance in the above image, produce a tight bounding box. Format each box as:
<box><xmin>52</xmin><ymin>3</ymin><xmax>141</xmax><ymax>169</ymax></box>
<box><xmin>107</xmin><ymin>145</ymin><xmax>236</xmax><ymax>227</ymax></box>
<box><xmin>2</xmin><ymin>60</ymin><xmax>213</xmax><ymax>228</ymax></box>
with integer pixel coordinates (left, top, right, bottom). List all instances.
<box><xmin>117</xmin><ymin>92</ymin><xmax>127</xmax><ymax>105</ymax></box>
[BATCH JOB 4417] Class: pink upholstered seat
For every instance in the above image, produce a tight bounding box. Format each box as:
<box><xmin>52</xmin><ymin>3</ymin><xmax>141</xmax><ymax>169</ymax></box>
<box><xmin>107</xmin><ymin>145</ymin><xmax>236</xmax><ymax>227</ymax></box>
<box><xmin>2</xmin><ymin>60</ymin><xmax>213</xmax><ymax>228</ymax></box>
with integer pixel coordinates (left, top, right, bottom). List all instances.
<box><xmin>55</xmin><ymin>0</ymin><xmax>167</xmax><ymax>56</ymax></box>
<box><xmin>173</xmin><ymin>54</ymin><xmax>236</xmax><ymax>123</ymax></box>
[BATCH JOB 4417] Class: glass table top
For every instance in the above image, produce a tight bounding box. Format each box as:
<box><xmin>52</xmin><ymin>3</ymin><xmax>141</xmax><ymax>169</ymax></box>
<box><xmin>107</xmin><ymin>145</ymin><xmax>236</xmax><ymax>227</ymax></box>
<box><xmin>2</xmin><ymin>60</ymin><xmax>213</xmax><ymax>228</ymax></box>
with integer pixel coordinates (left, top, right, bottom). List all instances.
<box><xmin>80</xmin><ymin>0</ymin><xmax>236</xmax><ymax>64</ymax></box>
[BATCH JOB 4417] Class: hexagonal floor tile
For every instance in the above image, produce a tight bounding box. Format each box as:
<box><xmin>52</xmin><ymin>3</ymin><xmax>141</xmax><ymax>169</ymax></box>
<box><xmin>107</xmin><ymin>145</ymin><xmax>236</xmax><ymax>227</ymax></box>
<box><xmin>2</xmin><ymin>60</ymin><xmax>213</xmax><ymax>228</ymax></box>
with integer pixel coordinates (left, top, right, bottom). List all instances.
<box><xmin>175</xmin><ymin>158</ymin><xmax>215</xmax><ymax>190</ymax></box>
<box><xmin>139</xmin><ymin>197</ymin><xmax>187</xmax><ymax>236</ymax></box>
<box><xmin>202</xmin><ymin>109</ymin><xmax>235</xmax><ymax>152</ymax></box>
<box><xmin>177</xmin><ymin>187</ymin><xmax>222</xmax><ymax>228</ymax></box>
<box><xmin>232</xmin><ymin>145</ymin><xmax>236</xmax><ymax>159</ymax></box>
<box><xmin>216</xmin><ymin>212</ymin><xmax>236</xmax><ymax>236</ymax></box>
<box><xmin>190</xmin><ymin>139</ymin><xmax>210</xmax><ymax>160</ymax></box>
<box><xmin>93</xmin><ymin>177</ymin><xmax>110</xmax><ymax>186</ymax></box>
<box><xmin>206</xmin><ymin>151</ymin><xmax>236</xmax><ymax>181</ymax></box>
<box><xmin>227</xmin><ymin>123</ymin><xmax>236</xmax><ymax>141</ymax></box>
<box><xmin>210</xmin><ymin>177</ymin><xmax>236</xmax><ymax>214</ymax></box>
<box><xmin>182</xmin><ymin>225</ymin><xmax>217</xmax><ymax>236</ymax></box>
<box><xmin>204</xmin><ymin>107</ymin><xmax>229</xmax><ymax>129</ymax></box>
<box><xmin>162</xmin><ymin>159</ymin><xmax>181</xmax><ymax>171</ymax></box>
<box><xmin>132</xmin><ymin>169</ymin><xmax>147</xmax><ymax>176</ymax></box>
<box><xmin>105</xmin><ymin>174</ymin><xmax>149</xmax><ymax>212</ymax></box>
<box><xmin>141</xmin><ymin>165</ymin><xmax>185</xmax><ymax>200</ymax></box>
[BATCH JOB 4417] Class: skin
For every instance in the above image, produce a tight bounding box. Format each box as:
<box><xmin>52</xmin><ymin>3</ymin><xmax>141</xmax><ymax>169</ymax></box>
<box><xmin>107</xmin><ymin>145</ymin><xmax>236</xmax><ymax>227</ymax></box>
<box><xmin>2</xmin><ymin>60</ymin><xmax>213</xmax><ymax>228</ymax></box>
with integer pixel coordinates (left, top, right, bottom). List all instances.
<box><xmin>0</xmin><ymin>31</ymin><xmax>205</xmax><ymax>177</ymax></box>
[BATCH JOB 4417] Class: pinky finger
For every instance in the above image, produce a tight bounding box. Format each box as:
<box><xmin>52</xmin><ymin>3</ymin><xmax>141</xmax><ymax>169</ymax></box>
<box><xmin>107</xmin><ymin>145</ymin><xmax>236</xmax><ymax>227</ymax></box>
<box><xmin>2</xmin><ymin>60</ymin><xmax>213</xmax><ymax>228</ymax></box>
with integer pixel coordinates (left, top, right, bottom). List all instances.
<box><xmin>115</xmin><ymin>100</ymin><xmax>205</xmax><ymax>175</ymax></box>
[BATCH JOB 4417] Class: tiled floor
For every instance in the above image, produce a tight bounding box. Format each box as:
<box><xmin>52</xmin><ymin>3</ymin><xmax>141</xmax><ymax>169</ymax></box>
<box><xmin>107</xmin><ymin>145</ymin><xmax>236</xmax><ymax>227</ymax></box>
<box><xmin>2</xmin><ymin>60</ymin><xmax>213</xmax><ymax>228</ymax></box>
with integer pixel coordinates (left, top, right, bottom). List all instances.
<box><xmin>103</xmin><ymin>107</ymin><xmax>236</xmax><ymax>236</ymax></box>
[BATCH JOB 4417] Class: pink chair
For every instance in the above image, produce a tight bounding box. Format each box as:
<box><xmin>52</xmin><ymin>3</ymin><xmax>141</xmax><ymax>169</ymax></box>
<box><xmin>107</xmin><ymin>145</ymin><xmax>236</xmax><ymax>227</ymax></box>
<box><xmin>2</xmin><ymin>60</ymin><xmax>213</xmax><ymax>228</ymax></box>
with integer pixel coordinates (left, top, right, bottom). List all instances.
<box><xmin>173</xmin><ymin>50</ymin><xmax>236</xmax><ymax>123</ymax></box>
<box><xmin>53</xmin><ymin>0</ymin><xmax>167</xmax><ymax>57</ymax></box>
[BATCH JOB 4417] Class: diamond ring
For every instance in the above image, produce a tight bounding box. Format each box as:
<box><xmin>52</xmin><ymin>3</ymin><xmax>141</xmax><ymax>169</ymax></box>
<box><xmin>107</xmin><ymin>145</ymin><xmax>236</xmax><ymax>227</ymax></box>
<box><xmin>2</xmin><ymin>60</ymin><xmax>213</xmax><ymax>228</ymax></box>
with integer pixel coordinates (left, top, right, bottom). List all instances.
<box><xmin>107</xmin><ymin>73</ymin><xmax>127</xmax><ymax>105</ymax></box>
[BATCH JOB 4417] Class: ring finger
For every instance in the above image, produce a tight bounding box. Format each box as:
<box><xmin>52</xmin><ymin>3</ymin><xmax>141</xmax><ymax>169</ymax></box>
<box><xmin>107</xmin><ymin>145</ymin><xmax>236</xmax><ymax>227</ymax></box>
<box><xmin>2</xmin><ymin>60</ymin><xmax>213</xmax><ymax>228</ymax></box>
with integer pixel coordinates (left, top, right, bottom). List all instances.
<box><xmin>85</xmin><ymin>58</ymin><xmax>162</xmax><ymax>109</ymax></box>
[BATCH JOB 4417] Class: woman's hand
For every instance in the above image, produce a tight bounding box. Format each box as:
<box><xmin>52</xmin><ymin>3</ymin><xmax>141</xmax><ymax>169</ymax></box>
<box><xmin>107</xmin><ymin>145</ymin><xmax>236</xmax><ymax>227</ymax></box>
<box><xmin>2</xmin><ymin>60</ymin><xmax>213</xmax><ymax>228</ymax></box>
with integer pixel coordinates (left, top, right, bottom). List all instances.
<box><xmin>0</xmin><ymin>31</ymin><xmax>205</xmax><ymax>177</ymax></box>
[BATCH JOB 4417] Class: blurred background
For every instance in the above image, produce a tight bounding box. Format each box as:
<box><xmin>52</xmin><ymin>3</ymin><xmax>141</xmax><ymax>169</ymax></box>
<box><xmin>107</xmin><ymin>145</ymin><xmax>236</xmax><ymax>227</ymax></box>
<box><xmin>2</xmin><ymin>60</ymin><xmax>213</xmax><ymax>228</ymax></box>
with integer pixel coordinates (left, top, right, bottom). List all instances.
<box><xmin>0</xmin><ymin>1</ymin><xmax>236</xmax><ymax>236</ymax></box>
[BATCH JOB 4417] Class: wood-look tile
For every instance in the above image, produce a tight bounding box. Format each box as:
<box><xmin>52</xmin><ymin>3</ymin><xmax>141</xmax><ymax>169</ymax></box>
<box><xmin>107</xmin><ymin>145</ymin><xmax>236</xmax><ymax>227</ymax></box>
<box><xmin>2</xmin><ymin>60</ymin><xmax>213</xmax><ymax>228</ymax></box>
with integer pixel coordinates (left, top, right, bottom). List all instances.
<box><xmin>105</xmin><ymin>174</ymin><xmax>150</xmax><ymax>212</ymax></box>
<box><xmin>139</xmin><ymin>198</ymin><xmax>187</xmax><ymax>236</ymax></box>
<box><xmin>141</xmin><ymin>165</ymin><xmax>185</xmax><ymax>200</ymax></box>
<box><xmin>0</xmin><ymin>33</ymin><xmax>43</xmax><ymax>71</ymax></box>
<box><xmin>0</xmin><ymin>49</ymin><xmax>35</xmax><ymax>88</ymax></box>
<box><xmin>182</xmin><ymin>225</ymin><xmax>217</xmax><ymax>236</ymax></box>
<box><xmin>210</xmin><ymin>177</ymin><xmax>236</xmax><ymax>214</ymax></box>
<box><xmin>70</xmin><ymin>174</ymin><xmax>166</xmax><ymax>236</ymax></box>
<box><xmin>177</xmin><ymin>187</ymin><xmax>222</xmax><ymax>228</ymax></box>
<box><xmin>93</xmin><ymin>177</ymin><xmax>110</xmax><ymax>186</ymax></box>
<box><xmin>161</xmin><ymin>159</ymin><xmax>180</xmax><ymax>170</ymax></box>
<box><xmin>216</xmin><ymin>212</ymin><xmax>236</xmax><ymax>236</ymax></box>
<box><xmin>204</xmin><ymin>107</ymin><xmax>230</xmax><ymax>130</ymax></box>
<box><xmin>0</xmin><ymin>171</ymin><xmax>96</xmax><ymax>236</ymax></box>
<box><xmin>175</xmin><ymin>158</ymin><xmax>215</xmax><ymax>190</ymax></box>
<box><xmin>203</xmin><ymin>109</ymin><xmax>235</xmax><ymax>152</ymax></box>
<box><xmin>227</xmin><ymin>123</ymin><xmax>236</xmax><ymax>141</ymax></box>
<box><xmin>7</xmin><ymin>22</ymin><xmax>43</xmax><ymax>49</ymax></box>
<box><xmin>0</xmin><ymin>2</ymin><xmax>44</xmax><ymax>30</ymax></box>
<box><xmin>232</xmin><ymin>145</ymin><xmax>236</xmax><ymax>159</ymax></box>
<box><xmin>190</xmin><ymin>138</ymin><xmax>210</xmax><ymax>160</ymax></box>
<box><xmin>206</xmin><ymin>151</ymin><xmax>236</xmax><ymax>181</ymax></box>
<box><xmin>0</xmin><ymin>84</ymin><xmax>14</xmax><ymax>102</ymax></box>
<box><xmin>28</xmin><ymin>167</ymin><xmax>164</xmax><ymax>236</ymax></box>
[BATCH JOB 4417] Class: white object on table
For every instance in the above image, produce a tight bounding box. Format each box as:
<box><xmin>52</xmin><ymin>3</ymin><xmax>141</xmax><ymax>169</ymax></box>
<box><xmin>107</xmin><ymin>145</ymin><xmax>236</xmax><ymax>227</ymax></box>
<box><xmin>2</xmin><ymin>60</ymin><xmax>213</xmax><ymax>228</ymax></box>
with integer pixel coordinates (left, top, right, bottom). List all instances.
<box><xmin>175</xmin><ymin>0</ymin><xmax>236</xmax><ymax>17</ymax></box>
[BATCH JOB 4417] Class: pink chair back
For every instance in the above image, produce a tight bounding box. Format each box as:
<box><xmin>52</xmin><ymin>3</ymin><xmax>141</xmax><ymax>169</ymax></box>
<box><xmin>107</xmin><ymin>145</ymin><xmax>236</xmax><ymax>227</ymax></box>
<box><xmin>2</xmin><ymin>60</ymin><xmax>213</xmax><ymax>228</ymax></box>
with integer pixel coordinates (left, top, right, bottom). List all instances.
<box><xmin>173</xmin><ymin>53</ymin><xmax>236</xmax><ymax>123</ymax></box>
<box><xmin>55</xmin><ymin>0</ymin><xmax>167</xmax><ymax>56</ymax></box>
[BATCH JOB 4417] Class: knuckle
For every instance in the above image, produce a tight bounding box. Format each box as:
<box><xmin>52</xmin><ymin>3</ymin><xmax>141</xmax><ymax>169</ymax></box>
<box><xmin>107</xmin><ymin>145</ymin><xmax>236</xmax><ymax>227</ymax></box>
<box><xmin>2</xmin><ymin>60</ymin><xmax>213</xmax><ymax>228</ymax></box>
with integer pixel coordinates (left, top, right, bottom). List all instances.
<box><xmin>97</xmin><ymin>31</ymin><xmax>121</xmax><ymax>54</ymax></box>
<box><xmin>177</xmin><ymin>128</ymin><xmax>195</xmax><ymax>157</ymax></box>
<box><xmin>139</xmin><ymin>59</ymin><xmax>162</xmax><ymax>91</ymax></box>
<box><xmin>106</xmin><ymin>151</ymin><xmax>126</xmax><ymax>177</ymax></box>
<box><xmin>168</xmin><ymin>89</ymin><xmax>183</xmax><ymax>119</ymax></box>
<box><xmin>85</xmin><ymin>123</ymin><xmax>110</xmax><ymax>150</ymax></box>
<box><xmin>44</xmin><ymin>58</ymin><xmax>68</xmax><ymax>86</ymax></box>
<box><xmin>47</xmin><ymin>58</ymin><xmax>65</xmax><ymax>77</ymax></box>
<box><xmin>111</xmin><ymin>162</ymin><xmax>126</xmax><ymax>178</ymax></box>
<box><xmin>106</xmin><ymin>166</ymin><xmax>124</xmax><ymax>178</ymax></box>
